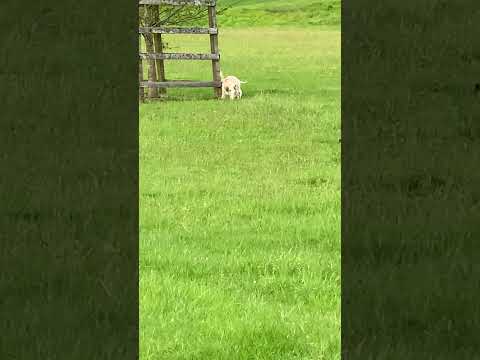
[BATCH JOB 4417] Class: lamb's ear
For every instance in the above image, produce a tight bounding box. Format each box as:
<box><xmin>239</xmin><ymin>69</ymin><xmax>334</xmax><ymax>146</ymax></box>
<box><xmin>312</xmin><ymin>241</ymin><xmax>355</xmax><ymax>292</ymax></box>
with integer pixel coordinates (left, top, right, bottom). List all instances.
<box><xmin>240</xmin><ymin>81</ymin><xmax>248</xmax><ymax>84</ymax></box>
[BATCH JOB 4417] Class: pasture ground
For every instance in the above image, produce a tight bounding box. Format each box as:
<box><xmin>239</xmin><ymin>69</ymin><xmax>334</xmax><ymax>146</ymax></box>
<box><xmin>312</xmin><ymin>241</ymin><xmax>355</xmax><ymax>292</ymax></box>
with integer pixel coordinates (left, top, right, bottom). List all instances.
<box><xmin>140</xmin><ymin>27</ymin><xmax>340</xmax><ymax>360</ymax></box>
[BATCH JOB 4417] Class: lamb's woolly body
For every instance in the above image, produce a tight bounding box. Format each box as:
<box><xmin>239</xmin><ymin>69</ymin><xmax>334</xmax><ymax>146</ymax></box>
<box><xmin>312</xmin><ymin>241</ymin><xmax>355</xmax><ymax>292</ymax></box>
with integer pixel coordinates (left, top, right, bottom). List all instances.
<box><xmin>220</xmin><ymin>71</ymin><xmax>247</xmax><ymax>100</ymax></box>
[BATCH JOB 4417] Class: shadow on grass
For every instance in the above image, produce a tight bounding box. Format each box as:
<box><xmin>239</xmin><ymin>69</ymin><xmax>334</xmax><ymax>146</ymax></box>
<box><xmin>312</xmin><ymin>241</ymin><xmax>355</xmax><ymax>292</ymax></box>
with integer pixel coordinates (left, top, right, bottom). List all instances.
<box><xmin>139</xmin><ymin>87</ymin><xmax>303</xmax><ymax>104</ymax></box>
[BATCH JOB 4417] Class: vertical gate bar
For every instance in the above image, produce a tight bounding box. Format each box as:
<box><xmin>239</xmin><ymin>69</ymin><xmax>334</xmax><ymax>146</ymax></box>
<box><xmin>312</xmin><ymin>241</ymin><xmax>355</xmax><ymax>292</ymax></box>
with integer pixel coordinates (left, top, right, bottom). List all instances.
<box><xmin>153</xmin><ymin>32</ymin><xmax>166</xmax><ymax>95</ymax></box>
<box><xmin>139</xmin><ymin>34</ymin><xmax>145</xmax><ymax>102</ymax></box>
<box><xmin>208</xmin><ymin>5</ymin><xmax>222</xmax><ymax>98</ymax></box>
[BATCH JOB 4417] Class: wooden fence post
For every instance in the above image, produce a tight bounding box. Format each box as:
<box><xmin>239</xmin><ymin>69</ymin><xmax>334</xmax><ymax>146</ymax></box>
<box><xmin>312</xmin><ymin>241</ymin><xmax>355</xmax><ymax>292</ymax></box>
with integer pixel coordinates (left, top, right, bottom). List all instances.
<box><xmin>139</xmin><ymin>35</ymin><xmax>145</xmax><ymax>102</ymax></box>
<box><xmin>153</xmin><ymin>33</ymin><xmax>166</xmax><ymax>95</ymax></box>
<box><xmin>208</xmin><ymin>5</ymin><xmax>222</xmax><ymax>98</ymax></box>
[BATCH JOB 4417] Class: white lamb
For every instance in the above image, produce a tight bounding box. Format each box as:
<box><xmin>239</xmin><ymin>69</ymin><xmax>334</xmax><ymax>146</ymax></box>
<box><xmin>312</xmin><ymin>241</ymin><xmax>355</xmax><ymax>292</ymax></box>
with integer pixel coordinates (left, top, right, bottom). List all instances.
<box><xmin>220</xmin><ymin>71</ymin><xmax>247</xmax><ymax>100</ymax></box>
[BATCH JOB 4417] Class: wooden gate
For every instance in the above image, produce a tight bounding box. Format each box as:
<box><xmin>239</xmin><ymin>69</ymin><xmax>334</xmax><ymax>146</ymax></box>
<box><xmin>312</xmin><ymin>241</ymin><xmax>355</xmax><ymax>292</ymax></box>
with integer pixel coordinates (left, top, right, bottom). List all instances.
<box><xmin>138</xmin><ymin>0</ymin><xmax>222</xmax><ymax>100</ymax></box>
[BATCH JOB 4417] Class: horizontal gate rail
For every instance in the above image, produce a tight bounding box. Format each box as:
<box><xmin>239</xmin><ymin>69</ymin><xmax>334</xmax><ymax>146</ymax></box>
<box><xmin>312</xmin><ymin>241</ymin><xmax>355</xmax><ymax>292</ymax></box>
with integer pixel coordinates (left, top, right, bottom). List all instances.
<box><xmin>139</xmin><ymin>26</ymin><xmax>218</xmax><ymax>35</ymax></box>
<box><xmin>139</xmin><ymin>0</ymin><xmax>215</xmax><ymax>6</ymax></box>
<box><xmin>139</xmin><ymin>52</ymin><xmax>219</xmax><ymax>60</ymax></box>
<box><xmin>140</xmin><ymin>80</ymin><xmax>221</xmax><ymax>88</ymax></box>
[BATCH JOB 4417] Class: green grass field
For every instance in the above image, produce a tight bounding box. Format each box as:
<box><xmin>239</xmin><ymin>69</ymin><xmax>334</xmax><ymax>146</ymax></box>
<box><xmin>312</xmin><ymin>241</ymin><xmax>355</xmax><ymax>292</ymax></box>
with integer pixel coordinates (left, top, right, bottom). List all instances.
<box><xmin>217</xmin><ymin>0</ymin><xmax>340</xmax><ymax>27</ymax></box>
<box><xmin>140</xmin><ymin>3</ymin><xmax>340</xmax><ymax>359</ymax></box>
